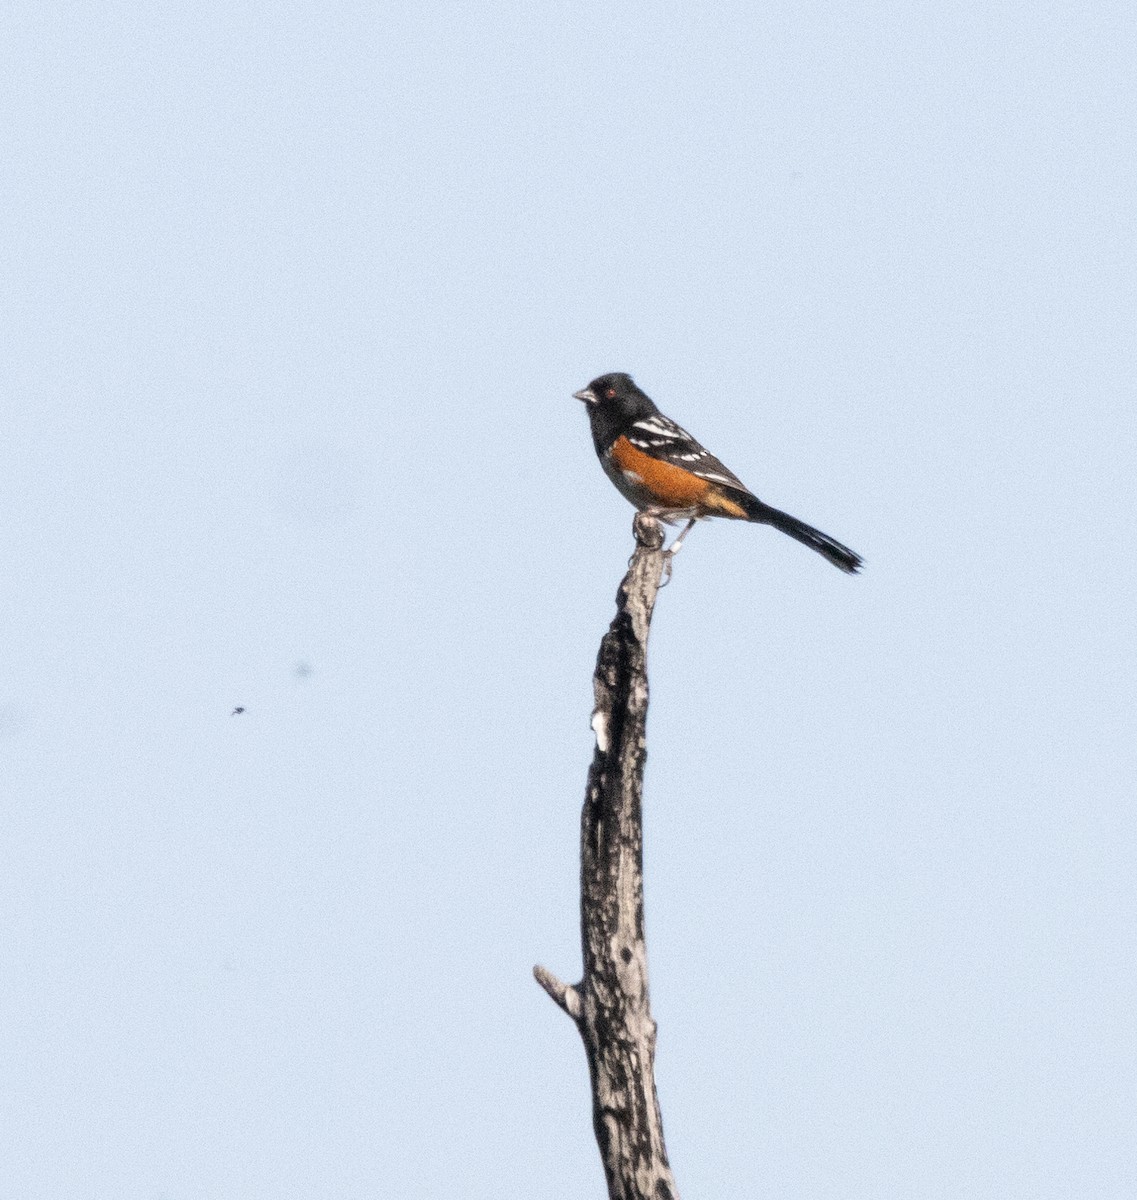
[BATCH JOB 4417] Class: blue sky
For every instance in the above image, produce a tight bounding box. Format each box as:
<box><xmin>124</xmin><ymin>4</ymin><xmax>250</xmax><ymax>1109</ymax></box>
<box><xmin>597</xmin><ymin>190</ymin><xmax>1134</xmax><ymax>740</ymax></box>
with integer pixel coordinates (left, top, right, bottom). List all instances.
<box><xmin>3</xmin><ymin>2</ymin><xmax>1135</xmax><ymax>1196</ymax></box>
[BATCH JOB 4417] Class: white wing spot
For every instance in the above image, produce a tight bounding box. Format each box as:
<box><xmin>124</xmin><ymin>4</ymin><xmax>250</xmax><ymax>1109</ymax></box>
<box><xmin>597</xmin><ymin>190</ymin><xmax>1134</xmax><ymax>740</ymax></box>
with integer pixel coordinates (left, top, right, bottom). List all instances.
<box><xmin>633</xmin><ymin>415</ymin><xmax>684</xmax><ymax>438</ymax></box>
<box><xmin>694</xmin><ymin>470</ymin><xmax>736</xmax><ymax>485</ymax></box>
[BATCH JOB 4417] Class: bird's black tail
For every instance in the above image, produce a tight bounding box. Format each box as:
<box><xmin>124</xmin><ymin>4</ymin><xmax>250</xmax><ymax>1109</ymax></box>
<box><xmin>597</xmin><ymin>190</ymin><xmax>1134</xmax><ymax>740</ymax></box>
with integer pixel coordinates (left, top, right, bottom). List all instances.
<box><xmin>741</xmin><ymin>496</ymin><xmax>863</xmax><ymax>574</ymax></box>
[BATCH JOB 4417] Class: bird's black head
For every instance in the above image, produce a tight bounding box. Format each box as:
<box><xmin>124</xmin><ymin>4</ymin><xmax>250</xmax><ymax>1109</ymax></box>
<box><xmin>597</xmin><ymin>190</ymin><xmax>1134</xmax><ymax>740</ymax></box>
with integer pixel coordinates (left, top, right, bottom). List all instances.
<box><xmin>573</xmin><ymin>373</ymin><xmax>659</xmax><ymax>451</ymax></box>
<box><xmin>573</xmin><ymin>372</ymin><xmax>651</xmax><ymax>411</ymax></box>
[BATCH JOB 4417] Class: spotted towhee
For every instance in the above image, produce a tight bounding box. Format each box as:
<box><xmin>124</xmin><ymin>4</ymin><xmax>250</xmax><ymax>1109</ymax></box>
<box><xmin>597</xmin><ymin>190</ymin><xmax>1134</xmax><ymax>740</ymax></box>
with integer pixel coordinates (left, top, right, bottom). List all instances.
<box><xmin>574</xmin><ymin>372</ymin><xmax>862</xmax><ymax>574</ymax></box>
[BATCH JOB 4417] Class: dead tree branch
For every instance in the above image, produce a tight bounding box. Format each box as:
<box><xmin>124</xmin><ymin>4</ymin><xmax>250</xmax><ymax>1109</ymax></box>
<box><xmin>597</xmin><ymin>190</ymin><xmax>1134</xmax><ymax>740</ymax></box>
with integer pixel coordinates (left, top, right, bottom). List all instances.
<box><xmin>535</xmin><ymin>512</ymin><xmax>679</xmax><ymax>1200</ymax></box>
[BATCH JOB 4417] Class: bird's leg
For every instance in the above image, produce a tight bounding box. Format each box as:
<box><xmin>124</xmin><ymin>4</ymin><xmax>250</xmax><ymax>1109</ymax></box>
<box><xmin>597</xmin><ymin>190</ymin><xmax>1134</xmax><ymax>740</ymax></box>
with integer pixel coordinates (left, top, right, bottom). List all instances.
<box><xmin>667</xmin><ymin>518</ymin><xmax>698</xmax><ymax>557</ymax></box>
<box><xmin>630</xmin><ymin>510</ymin><xmax>670</xmax><ymax>568</ymax></box>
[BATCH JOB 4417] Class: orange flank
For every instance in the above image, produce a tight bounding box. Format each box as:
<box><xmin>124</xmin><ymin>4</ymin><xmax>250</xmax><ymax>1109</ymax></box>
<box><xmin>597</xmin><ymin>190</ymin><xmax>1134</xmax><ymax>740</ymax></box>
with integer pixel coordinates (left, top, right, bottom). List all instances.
<box><xmin>608</xmin><ymin>436</ymin><xmax>750</xmax><ymax>519</ymax></box>
<box><xmin>701</xmin><ymin>490</ymin><xmax>749</xmax><ymax>519</ymax></box>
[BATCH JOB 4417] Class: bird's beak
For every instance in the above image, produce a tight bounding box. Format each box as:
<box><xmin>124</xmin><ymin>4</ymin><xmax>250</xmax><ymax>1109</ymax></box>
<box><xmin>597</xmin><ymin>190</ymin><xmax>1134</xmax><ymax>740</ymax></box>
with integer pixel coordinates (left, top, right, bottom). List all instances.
<box><xmin>573</xmin><ymin>387</ymin><xmax>597</xmax><ymax>405</ymax></box>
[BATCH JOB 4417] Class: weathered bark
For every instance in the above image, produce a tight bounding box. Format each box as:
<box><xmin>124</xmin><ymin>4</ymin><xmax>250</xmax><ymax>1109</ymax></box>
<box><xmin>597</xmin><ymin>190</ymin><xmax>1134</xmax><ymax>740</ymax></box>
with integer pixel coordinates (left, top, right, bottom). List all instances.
<box><xmin>535</xmin><ymin>513</ymin><xmax>679</xmax><ymax>1200</ymax></box>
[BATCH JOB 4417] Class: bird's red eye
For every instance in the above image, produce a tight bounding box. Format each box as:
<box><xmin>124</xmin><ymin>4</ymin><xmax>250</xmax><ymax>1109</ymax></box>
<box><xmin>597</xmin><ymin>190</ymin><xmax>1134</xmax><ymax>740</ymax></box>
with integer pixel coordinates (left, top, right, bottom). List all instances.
<box><xmin>605</xmin><ymin>388</ymin><xmax>617</xmax><ymax>399</ymax></box>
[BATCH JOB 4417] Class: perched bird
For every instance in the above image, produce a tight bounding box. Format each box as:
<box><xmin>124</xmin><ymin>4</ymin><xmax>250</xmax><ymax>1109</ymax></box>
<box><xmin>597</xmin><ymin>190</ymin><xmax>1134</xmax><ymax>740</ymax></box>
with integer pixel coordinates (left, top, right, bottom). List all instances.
<box><xmin>574</xmin><ymin>372</ymin><xmax>862</xmax><ymax>573</ymax></box>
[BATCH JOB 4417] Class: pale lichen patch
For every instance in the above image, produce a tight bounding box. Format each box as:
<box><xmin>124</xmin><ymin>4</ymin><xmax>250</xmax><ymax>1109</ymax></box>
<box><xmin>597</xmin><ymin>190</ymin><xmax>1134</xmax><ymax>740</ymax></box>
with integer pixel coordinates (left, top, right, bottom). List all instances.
<box><xmin>591</xmin><ymin>708</ymin><xmax>610</xmax><ymax>752</ymax></box>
